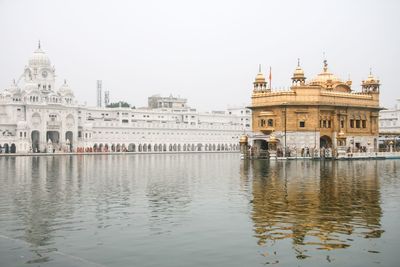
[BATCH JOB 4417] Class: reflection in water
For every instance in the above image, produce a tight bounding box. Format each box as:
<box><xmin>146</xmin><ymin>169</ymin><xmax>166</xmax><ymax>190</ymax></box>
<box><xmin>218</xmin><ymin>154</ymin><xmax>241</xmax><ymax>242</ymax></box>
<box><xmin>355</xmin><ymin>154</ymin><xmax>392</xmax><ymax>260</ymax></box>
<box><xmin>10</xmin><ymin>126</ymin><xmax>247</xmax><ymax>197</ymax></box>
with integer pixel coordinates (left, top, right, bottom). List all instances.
<box><xmin>1</xmin><ymin>155</ymin><xmax>399</xmax><ymax>267</ymax></box>
<box><xmin>7</xmin><ymin>156</ymin><xmax>79</xmax><ymax>260</ymax></box>
<box><xmin>145</xmin><ymin>155</ymin><xmax>192</xmax><ymax>234</ymax></box>
<box><xmin>1</xmin><ymin>154</ymin><xmax>231</xmax><ymax>265</ymax></box>
<box><xmin>246</xmin><ymin>160</ymin><xmax>383</xmax><ymax>259</ymax></box>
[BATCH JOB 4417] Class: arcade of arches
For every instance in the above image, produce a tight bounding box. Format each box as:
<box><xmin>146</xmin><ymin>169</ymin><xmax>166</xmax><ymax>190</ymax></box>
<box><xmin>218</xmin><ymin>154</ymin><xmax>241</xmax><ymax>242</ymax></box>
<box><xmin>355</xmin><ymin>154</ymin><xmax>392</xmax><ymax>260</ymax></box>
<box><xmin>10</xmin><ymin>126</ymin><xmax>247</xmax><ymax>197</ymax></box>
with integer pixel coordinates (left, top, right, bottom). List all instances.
<box><xmin>88</xmin><ymin>143</ymin><xmax>240</xmax><ymax>153</ymax></box>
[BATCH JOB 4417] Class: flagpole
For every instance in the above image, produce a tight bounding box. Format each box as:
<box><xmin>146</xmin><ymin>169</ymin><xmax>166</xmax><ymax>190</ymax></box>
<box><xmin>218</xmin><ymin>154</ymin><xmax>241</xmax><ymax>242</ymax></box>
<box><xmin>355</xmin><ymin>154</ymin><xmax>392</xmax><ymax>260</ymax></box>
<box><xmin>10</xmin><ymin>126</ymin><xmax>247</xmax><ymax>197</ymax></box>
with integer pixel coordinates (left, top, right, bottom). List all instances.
<box><xmin>269</xmin><ymin>66</ymin><xmax>272</xmax><ymax>90</ymax></box>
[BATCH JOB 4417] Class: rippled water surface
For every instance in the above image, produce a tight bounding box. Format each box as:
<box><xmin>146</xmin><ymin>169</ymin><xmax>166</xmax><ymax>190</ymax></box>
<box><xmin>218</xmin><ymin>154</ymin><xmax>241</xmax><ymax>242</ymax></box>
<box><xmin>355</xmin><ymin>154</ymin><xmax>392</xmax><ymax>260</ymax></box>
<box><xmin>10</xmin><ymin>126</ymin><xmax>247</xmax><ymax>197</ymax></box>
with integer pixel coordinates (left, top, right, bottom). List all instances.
<box><xmin>0</xmin><ymin>154</ymin><xmax>399</xmax><ymax>266</ymax></box>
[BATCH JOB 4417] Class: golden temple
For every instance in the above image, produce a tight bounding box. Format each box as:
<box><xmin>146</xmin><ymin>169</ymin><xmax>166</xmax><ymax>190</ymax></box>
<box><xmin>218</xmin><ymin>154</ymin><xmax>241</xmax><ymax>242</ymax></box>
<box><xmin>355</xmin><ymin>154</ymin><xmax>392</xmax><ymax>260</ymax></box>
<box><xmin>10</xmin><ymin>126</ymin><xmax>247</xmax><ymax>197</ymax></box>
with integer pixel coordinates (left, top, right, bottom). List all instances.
<box><xmin>248</xmin><ymin>60</ymin><xmax>382</xmax><ymax>156</ymax></box>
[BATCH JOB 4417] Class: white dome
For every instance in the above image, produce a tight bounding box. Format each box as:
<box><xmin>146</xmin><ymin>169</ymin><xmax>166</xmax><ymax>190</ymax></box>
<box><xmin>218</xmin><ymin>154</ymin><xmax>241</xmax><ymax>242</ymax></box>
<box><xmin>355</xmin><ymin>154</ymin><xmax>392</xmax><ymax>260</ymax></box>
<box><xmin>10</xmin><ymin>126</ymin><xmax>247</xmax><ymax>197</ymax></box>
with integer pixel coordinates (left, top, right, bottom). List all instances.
<box><xmin>8</xmin><ymin>81</ymin><xmax>21</xmax><ymax>94</ymax></box>
<box><xmin>28</xmin><ymin>45</ymin><xmax>51</xmax><ymax>67</ymax></box>
<box><xmin>58</xmin><ymin>80</ymin><xmax>74</xmax><ymax>97</ymax></box>
<box><xmin>1</xmin><ymin>90</ymin><xmax>12</xmax><ymax>98</ymax></box>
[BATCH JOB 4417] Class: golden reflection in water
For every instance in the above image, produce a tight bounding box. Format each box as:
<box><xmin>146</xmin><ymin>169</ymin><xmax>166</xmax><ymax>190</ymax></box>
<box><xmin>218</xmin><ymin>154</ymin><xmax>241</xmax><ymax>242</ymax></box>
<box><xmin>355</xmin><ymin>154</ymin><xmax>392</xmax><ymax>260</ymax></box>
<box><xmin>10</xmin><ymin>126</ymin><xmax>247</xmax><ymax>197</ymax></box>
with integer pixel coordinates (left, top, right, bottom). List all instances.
<box><xmin>245</xmin><ymin>160</ymin><xmax>383</xmax><ymax>258</ymax></box>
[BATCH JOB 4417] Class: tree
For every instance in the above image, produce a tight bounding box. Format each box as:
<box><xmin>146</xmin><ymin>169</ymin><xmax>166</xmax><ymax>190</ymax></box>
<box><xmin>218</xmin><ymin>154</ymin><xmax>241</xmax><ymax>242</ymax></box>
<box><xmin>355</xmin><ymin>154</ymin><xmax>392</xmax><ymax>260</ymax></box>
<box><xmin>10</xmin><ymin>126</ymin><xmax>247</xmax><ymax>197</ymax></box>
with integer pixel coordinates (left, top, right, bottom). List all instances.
<box><xmin>106</xmin><ymin>101</ymin><xmax>131</xmax><ymax>108</ymax></box>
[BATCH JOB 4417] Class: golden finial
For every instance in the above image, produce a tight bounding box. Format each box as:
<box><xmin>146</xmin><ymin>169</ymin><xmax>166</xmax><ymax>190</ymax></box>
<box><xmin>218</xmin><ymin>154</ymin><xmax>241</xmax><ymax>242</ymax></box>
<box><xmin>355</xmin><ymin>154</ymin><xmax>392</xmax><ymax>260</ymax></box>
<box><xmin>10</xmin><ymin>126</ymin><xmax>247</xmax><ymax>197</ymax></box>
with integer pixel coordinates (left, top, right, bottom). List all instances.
<box><xmin>297</xmin><ymin>58</ymin><xmax>300</xmax><ymax>67</ymax></box>
<box><xmin>323</xmin><ymin>60</ymin><xmax>328</xmax><ymax>72</ymax></box>
<box><xmin>258</xmin><ymin>64</ymin><xmax>261</xmax><ymax>73</ymax></box>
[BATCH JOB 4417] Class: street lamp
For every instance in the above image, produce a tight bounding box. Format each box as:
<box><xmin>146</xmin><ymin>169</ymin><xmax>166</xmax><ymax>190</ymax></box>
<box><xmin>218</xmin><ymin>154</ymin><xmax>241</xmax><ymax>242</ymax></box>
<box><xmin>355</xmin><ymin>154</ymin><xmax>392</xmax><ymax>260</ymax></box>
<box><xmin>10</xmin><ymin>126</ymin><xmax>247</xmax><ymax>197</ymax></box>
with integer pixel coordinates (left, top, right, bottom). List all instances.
<box><xmin>282</xmin><ymin>102</ymin><xmax>288</xmax><ymax>157</ymax></box>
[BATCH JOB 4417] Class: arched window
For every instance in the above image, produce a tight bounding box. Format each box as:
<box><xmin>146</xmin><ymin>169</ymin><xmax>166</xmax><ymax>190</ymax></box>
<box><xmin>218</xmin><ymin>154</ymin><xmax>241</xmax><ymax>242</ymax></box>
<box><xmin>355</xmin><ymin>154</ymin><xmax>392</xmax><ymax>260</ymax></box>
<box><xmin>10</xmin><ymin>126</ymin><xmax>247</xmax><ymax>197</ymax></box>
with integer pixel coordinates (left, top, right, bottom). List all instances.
<box><xmin>267</xmin><ymin>119</ymin><xmax>273</xmax><ymax>127</ymax></box>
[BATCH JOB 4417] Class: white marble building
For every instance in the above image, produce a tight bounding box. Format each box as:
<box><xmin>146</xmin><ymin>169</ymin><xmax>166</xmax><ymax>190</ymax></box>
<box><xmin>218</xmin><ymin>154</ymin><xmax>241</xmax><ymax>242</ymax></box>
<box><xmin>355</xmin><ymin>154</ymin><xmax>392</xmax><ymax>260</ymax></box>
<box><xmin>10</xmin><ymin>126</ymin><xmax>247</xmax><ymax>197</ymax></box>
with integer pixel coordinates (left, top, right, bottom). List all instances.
<box><xmin>379</xmin><ymin>99</ymin><xmax>400</xmax><ymax>150</ymax></box>
<box><xmin>380</xmin><ymin>99</ymin><xmax>400</xmax><ymax>134</ymax></box>
<box><xmin>0</xmin><ymin>44</ymin><xmax>250</xmax><ymax>154</ymax></box>
<box><xmin>227</xmin><ymin>106</ymin><xmax>252</xmax><ymax>131</ymax></box>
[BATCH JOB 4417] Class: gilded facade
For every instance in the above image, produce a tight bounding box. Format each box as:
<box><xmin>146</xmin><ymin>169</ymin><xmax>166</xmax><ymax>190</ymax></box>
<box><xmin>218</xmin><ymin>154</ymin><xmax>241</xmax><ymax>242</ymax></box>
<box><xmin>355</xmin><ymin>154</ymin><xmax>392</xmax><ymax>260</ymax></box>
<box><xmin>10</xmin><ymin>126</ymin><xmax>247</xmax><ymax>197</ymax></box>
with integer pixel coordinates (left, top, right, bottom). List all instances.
<box><xmin>249</xmin><ymin>60</ymin><xmax>382</xmax><ymax>154</ymax></box>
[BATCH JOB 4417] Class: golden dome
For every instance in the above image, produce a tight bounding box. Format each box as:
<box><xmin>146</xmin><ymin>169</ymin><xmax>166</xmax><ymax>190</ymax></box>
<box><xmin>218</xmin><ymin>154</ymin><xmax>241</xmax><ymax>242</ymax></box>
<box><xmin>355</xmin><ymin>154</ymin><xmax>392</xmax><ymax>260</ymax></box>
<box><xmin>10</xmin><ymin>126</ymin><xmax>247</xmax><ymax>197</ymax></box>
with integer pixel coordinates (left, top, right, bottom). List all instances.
<box><xmin>292</xmin><ymin>66</ymin><xmax>305</xmax><ymax>81</ymax></box>
<box><xmin>312</xmin><ymin>72</ymin><xmax>341</xmax><ymax>83</ymax></box>
<box><xmin>268</xmin><ymin>132</ymin><xmax>278</xmax><ymax>143</ymax></box>
<box><xmin>254</xmin><ymin>64</ymin><xmax>266</xmax><ymax>83</ymax></box>
<box><xmin>291</xmin><ymin>59</ymin><xmax>306</xmax><ymax>83</ymax></box>
<box><xmin>366</xmin><ymin>74</ymin><xmax>375</xmax><ymax>81</ymax></box>
<box><xmin>239</xmin><ymin>135</ymin><xmax>248</xmax><ymax>143</ymax></box>
<box><xmin>255</xmin><ymin>72</ymin><xmax>266</xmax><ymax>82</ymax></box>
<box><xmin>309</xmin><ymin>60</ymin><xmax>342</xmax><ymax>86</ymax></box>
<box><xmin>365</xmin><ymin>73</ymin><xmax>377</xmax><ymax>83</ymax></box>
<box><xmin>362</xmin><ymin>70</ymin><xmax>380</xmax><ymax>85</ymax></box>
<box><xmin>294</xmin><ymin>66</ymin><xmax>304</xmax><ymax>76</ymax></box>
<box><xmin>293</xmin><ymin>59</ymin><xmax>304</xmax><ymax>77</ymax></box>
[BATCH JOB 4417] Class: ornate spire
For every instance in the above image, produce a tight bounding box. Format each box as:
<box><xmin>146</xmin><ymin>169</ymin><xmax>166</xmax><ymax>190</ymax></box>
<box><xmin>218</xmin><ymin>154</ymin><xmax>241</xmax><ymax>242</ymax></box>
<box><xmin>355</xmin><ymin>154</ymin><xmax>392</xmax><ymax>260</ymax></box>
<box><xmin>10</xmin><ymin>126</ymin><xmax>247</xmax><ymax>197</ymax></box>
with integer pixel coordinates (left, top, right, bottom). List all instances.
<box><xmin>38</xmin><ymin>40</ymin><xmax>41</xmax><ymax>49</ymax></box>
<box><xmin>323</xmin><ymin>59</ymin><xmax>328</xmax><ymax>72</ymax></box>
<box><xmin>292</xmin><ymin>58</ymin><xmax>306</xmax><ymax>86</ymax></box>
<box><xmin>254</xmin><ymin>64</ymin><xmax>267</xmax><ymax>91</ymax></box>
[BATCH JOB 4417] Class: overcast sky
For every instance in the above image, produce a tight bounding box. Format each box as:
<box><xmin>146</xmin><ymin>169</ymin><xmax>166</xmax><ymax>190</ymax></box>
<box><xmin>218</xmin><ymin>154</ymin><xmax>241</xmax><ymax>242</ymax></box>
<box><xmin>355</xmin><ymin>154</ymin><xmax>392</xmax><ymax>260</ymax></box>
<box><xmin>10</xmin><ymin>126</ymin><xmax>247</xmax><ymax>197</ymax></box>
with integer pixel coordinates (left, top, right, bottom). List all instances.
<box><xmin>0</xmin><ymin>0</ymin><xmax>399</xmax><ymax>111</ymax></box>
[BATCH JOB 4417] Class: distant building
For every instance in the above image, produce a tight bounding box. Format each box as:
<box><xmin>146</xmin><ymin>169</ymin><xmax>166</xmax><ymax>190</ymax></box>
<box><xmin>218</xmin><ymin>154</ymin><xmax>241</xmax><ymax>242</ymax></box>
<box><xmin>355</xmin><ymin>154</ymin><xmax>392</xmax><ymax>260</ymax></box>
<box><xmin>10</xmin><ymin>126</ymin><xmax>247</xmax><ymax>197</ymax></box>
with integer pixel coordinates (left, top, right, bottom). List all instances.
<box><xmin>379</xmin><ymin>99</ymin><xmax>400</xmax><ymax>150</ymax></box>
<box><xmin>104</xmin><ymin>90</ymin><xmax>110</xmax><ymax>107</ymax></box>
<box><xmin>380</xmin><ymin>99</ymin><xmax>400</xmax><ymax>134</ymax></box>
<box><xmin>148</xmin><ymin>94</ymin><xmax>187</xmax><ymax>109</ymax></box>
<box><xmin>227</xmin><ymin>107</ymin><xmax>252</xmax><ymax>132</ymax></box>
<box><xmin>248</xmin><ymin>60</ymin><xmax>382</xmax><ymax>153</ymax></box>
<box><xmin>96</xmin><ymin>80</ymin><xmax>102</xmax><ymax>107</ymax></box>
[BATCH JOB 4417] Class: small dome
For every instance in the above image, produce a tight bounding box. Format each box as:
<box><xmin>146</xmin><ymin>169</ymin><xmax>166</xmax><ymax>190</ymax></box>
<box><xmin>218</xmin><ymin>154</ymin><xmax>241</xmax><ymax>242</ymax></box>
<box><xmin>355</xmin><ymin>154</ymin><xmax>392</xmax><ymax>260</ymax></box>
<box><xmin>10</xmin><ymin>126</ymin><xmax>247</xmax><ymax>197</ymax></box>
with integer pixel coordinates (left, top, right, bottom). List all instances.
<box><xmin>255</xmin><ymin>72</ymin><xmax>266</xmax><ymax>82</ymax></box>
<box><xmin>294</xmin><ymin>66</ymin><xmax>304</xmax><ymax>76</ymax></box>
<box><xmin>1</xmin><ymin>90</ymin><xmax>12</xmax><ymax>98</ymax></box>
<box><xmin>268</xmin><ymin>132</ymin><xmax>278</xmax><ymax>143</ymax></box>
<box><xmin>8</xmin><ymin>80</ymin><xmax>21</xmax><ymax>94</ymax></box>
<box><xmin>293</xmin><ymin>59</ymin><xmax>305</xmax><ymax>77</ymax></box>
<box><xmin>254</xmin><ymin>65</ymin><xmax>266</xmax><ymax>83</ymax></box>
<box><xmin>365</xmin><ymin>73</ymin><xmax>377</xmax><ymax>83</ymax></box>
<box><xmin>28</xmin><ymin>42</ymin><xmax>51</xmax><ymax>67</ymax></box>
<box><xmin>292</xmin><ymin>66</ymin><xmax>305</xmax><ymax>80</ymax></box>
<box><xmin>58</xmin><ymin>80</ymin><xmax>74</xmax><ymax>96</ymax></box>
<box><xmin>291</xmin><ymin>59</ymin><xmax>306</xmax><ymax>83</ymax></box>
<box><xmin>239</xmin><ymin>135</ymin><xmax>248</xmax><ymax>143</ymax></box>
<box><xmin>362</xmin><ymin>70</ymin><xmax>380</xmax><ymax>86</ymax></box>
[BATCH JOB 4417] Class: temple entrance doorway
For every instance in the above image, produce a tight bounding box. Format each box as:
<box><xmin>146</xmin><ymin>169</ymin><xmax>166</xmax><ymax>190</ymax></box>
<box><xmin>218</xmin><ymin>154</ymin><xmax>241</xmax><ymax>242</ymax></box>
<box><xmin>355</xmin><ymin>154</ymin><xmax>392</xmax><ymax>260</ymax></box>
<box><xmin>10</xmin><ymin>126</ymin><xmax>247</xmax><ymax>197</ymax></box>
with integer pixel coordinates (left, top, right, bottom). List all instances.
<box><xmin>65</xmin><ymin>131</ymin><xmax>73</xmax><ymax>150</ymax></box>
<box><xmin>320</xmin><ymin>135</ymin><xmax>332</xmax><ymax>148</ymax></box>
<box><xmin>31</xmin><ymin>131</ymin><xmax>40</xmax><ymax>152</ymax></box>
<box><xmin>47</xmin><ymin>131</ymin><xmax>60</xmax><ymax>151</ymax></box>
<box><xmin>253</xmin><ymin>139</ymin><xmax>269</xmax><ymax>151</ymax></box>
